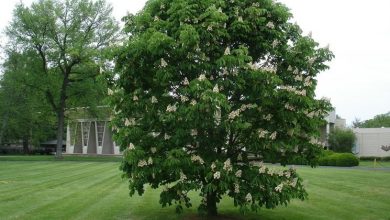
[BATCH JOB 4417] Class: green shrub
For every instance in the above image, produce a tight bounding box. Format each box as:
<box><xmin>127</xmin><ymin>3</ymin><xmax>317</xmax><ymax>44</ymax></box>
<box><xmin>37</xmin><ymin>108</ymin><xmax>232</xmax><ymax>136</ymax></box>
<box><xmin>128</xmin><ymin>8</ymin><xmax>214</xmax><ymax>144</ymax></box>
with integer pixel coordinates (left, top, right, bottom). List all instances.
<box><xmin>328</xmin><ymin>128</ymin><xmax>356</xmax><ymax>153</ymax></box>
<box><xmin>319</xmin><ymin>152</ymin><xmax>359</xmax><ymax>167</ymax></box>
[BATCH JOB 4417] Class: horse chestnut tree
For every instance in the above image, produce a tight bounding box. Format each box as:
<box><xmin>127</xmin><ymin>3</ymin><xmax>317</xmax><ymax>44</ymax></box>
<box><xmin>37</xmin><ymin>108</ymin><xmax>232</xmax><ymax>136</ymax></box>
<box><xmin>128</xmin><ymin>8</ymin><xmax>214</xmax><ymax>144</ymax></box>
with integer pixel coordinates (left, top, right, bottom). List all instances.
<box><xmin>111</xmin><ymin>0</ymin><xmax>333</xmax><ymax>216</ymax></box>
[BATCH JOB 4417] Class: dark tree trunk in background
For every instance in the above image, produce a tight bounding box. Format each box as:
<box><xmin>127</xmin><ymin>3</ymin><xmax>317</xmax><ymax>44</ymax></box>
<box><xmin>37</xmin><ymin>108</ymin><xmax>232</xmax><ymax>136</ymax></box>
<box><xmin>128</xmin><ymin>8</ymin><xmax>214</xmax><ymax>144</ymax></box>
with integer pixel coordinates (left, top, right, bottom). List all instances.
<box><xmin>206</xmin><ymin>191</ymin><xmax>218</xmax><ymax>216</ymax></box>
<box><xmin>22</xmin><ymin>135</ymin><xmax>29</xmax><ymax>154</ymax></box>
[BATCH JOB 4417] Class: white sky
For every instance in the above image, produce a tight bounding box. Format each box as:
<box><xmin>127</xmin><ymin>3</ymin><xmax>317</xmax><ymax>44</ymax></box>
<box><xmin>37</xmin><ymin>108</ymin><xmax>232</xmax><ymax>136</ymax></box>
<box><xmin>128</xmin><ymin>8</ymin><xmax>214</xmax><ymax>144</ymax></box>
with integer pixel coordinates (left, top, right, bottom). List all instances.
<box><xmin>1</xmin><ymin>0</ymin><xmax>390</xmax><ymax>125</ymax></box>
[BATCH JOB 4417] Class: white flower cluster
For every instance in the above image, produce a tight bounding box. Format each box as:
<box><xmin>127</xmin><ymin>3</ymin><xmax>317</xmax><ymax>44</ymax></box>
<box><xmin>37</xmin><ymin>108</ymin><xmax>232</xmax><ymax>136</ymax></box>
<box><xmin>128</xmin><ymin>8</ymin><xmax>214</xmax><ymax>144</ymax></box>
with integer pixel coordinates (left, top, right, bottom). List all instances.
<box><xmin>304</xmin><ymin>76</ymin><xmax>312</xmax><ymax>87</ymax></box>
<box><xmin>138</xmin><ymin>159</ymin><xmax>148</xmax><ymax>167</ymax></box>
<box><xmin>284</xmin><ymin>103</ymin><xmax>295</xmax><ymax>111</ymax></box>
<box><xmin>198</xmin><ymin>74</ymin><xmax>207</xmax><ymax>81</ymax></box>
<box><xmin>147</xmin><ymin>157</ymin><xmax>153</xmax><ymax>165</ymax></box>
<box><xmin>290</xmin><ymin>178</ymin><xmax>298</xmax><ymax>187</ymax></box>
<box><xmin>234</xmin><ymin>183</ymin><xmax>240</xmax><ymax>193</ymax></box>
<box><xmin>213</xmin><ymin>84</ymin><xmax>219</xmax><ymax>93</ymax></box>
<box><xmin>258</xmin><ymin>165</ymin><xmax>266</xmax><ymax>174</ymax></box>
<box><xmin>270</xmin><ymin>132</ymin><xmax>277</xmax><ymax>140</ymax></box>
<box><xmin>267</xmin><ymin>168</ymin><xmax>275</xmax><ymax>176</ymax></box>
<box><xmin>309</xmin><ymin>137</ymin><xmax>325</xmax><ymax>147</ymax></box>
<box><xmin>191</xmin><ymin>129</ymin><xmax>198</xmax><ymax>136</ymax></box>
<box><xmin>261</xmin><ymin>66</ymin><xmax>277</xmax><ymax>74</ymax></box>
<box><xmin>272</xmin><ymin>39</ymin><xmax>279</xmax><ymax>48</ymax></box>
<box><xmin>124</xmin><ymin>118</ymin><xmax>136</xmax><ymax>126</ymax></box>
<box><xmin>183</xmin><ymin>77</ymin><xmax>189</xmax><ymax>85</ymax></box>
<box><xmin>308</xmin><ymin>57</ymin><xmax>316</xmax><ymax>66</ymax></box>
<box><xmin>214</xmin><ymin>106</ymin><xmax>221</xmax><ymax>126</ymax></box>
<box><xmin>240</xmin><ymin>104</ymin><xmax>256</xmax><ymax>111</ymax></box>
<box><xmin>285</xmin><ymin>171</ymin><xmax>291</xmax><ymax>178</ymax></box>
<box><xmin>279</xmin><ymin>85</ymin><xmax>306</xmax><ymax>96</ymax></box>
<box><xmin>211</xmin><ymin>162</ymin><xmax>216</xmax><ymax>171</ymax></box>
<box><xmin>237</xmin><ymin>153</ymin><xmax>243</xmax><ymax>161</ymax></box>
<box><xmin>191</xmin><ymin>155</ymin><xmax>204</xmax><ymax>164</ymax></box>
<box><xmin>258</xmin><ymin>129</ymin><xmax>269</xmax><ymax>138</ymax></box>
<box><xmin>160</xmin><ymin>58</ymin><xmax>168</xmax><ymax>68</ymax></box>
<box><xmin>294</xmin><ymin>75</ymin><xmax>303</xmax><ymax>81</ymax></box>
<box><xmin>166</xmin><ymin>104</ymin><xmax>177</xmax><ymax>112</ymax></box>
<box><xmin>263</xmin><ymin>114</ymin><xmax>273</xmax><ymax>121</ymax></box>
<box><xmin>275</xmin><ymin>183</ymin><xmax>284</xmax><ymax>192</ymax></box>
<box><xmin>223</xmin><ymin>159</ymin><xmax>232</xmax><ymax>172</ymax></box>
<box><xmin>164</xmin><ymin>133</ymin><xmax>171</xmax><ymax>140</ymax></box>
<box><xmin>151</xmin><ymin>147</ymin><xmax>157</xmax><ymax>154</ymax></box>
<box><xmin>107</xmin><ymin>88</ymin><xmax>114</xmax><ymax>96</ymax></box>
<box><xmin>207</xmin><ymin>25</ymin><xmax>213</xmax><ymax>31</ymax></box>
<box><xmin>150</xmin><ymin>132</ymin><xmax>160</xmax><ymax>138</ymax></box>
<box><xmin>128</xmin><ymin>143</ymin><xmax>135</xmax><ymax>150</ymax></box>
<box><xmin>224</xmin><ymin>47</ymin><xmax>231</xmax><ymax>55</ymax></box>
<box><xmin>151</xmin><ymin>96</ymin><xmax>158</xmax><ymax>103</ymax></box>
<box><xmin>213</xmin><ymin>171</ymin><xmax>221</xmax><ymax>180</ymax></box>
<box><xmin>190</xmin><ymin>99</ymin><xmax>197</xmax><ymax>106</ymax></box>
<box><xmin>180</xmin><ymin>171</ymin><xmax>187</xmax><ymax>182</ymax></box>
<box><xmin>245</xmin><ymin>193</ymin><xmax>252</xmax><ymax>202</ymax></box>
<box><xmin>293</xmin><ymin>68</ymin><xmax>299</xmax><ymax>75</ymax></box>
<box><xmin>235</xmin><ymin>170</ymin><xmax>242</xmax><ymax>178</ymax></box>
<box><xmin>266</xmin><ymin>21</ymin><xmax>275</xmax><ymax>29</ymax></box>
<box><xmin>238</xmin><ymin>16</ymin><xmax>243</xmax><ymax>22</ymax></box>
<box><xmin>228</xmin><ymin>109</ymin><xmax>240</xmax><ymax>120</ymax></box>
<box><xmin>154</xmin><ymin>16</ymin><xmax>159</xmax><ymax>21</ymax></box>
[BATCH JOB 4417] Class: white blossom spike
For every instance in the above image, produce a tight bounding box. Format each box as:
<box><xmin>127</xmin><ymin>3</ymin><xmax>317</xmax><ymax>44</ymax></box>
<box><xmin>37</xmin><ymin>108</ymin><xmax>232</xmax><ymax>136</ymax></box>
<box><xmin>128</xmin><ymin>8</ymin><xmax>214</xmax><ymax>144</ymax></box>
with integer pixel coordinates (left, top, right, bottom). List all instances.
<box><xmin>235</xmin><ymin>170</ymin><xmax>242</xmax><ymax>178</ymax></box>
<box><xmin>128</xmin><ymin>143</ymin><xmax>135</xmax><ymax>150</ymax></box>
<box><xmin>198</xmin><ymin>74</ymin><xmax>206</xmax><ymax>81</ymax></box>
<box><xmin>224</xmin><ymin>47</ymin><xmax>231</xmax><ymax>55</ymax></box>
<box><xmin>213</xmin><ymin>171</ymin><xmax>221</xmax><ymax>180</ymax></box>
<box><xmin>266</xmin><ymin>21</ymin><xmax>275</xmax><ymax>29</ymax></box>
<box><xmin>160</xmin><ymin>58</ymin><xmax>168</xmax><ymax>67</ymax></box>
<box><xmin>245</xmin><ymin>193</ymin><xmax>252</xmax><ymax>202</ymax></box>
<box><xmin>151</xmin><ymin>96</ymin><xmax>158</xmax><ymax>103</ymax></box>
<box><xmin>183</xmin><ymin>77</ymin><xmax>190</xmax><ymax>85</ymax></box>
<box><xmin>213</xmin><ymin>84</ymin><xmax>219</xmax><ymax>93</ymax></box>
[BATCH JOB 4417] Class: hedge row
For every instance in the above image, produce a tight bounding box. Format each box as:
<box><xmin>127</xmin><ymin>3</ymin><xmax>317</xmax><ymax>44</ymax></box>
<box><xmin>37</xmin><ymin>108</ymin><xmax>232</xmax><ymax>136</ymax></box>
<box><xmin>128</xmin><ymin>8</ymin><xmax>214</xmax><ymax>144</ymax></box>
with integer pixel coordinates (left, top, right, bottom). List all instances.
<box><xmin>319</xmin><ymin>152</ymin><xmax>359</xmax><ymax>167</ymax></box>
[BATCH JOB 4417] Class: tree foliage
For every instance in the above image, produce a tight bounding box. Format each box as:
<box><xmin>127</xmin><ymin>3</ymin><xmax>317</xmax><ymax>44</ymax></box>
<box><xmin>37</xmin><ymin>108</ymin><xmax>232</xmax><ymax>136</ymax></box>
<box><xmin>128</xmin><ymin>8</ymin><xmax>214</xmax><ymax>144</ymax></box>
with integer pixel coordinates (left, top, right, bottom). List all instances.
<box><xmin>354</xmin><ymin>112</ymin><xmax>390</xmax><ymax>128</ymax></box>
<box><xmin>112</xmin><ymin>0</ymin><xmax>333</xmax><ymax>216</ymax></box>
<box><xmin>0</xmin><ymin>50</ymin><xmax>56</xmax><ymax>151</ymax></box>
<box><xmin>328</xmin><ymin>128</ymin><xmax>356</xmax><ymax>153</ymax></box>
<box><xmin>5</xmin><ymin>0</ymin><xmax>119</xmax><ymax>157</ymax></box>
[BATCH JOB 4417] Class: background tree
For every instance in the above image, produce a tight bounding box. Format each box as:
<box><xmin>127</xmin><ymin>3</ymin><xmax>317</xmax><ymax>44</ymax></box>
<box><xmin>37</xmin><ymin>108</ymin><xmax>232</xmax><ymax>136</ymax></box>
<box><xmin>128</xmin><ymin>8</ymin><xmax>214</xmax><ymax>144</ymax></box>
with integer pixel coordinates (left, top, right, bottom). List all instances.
<box><xmin>356</xmin><ymin>112</ymin><xmax>390</xmax><ymax>128</ymax></box>
<box><xmin>113</xmin><ymin>0</ymin><xmax>333</xmax><ymax>216</ymax></box>
<box><xmin>328</xmin><ymin>128</ymin><xmax>356</xmax><ymax>153</ymax></box>
<box><xmin>0</xmin><ymin>50</ymin><xmax>56</xmax><ymax>152</ymax></box>
<box><xmin>6</xmin><ymin>0</ymin><xmax>119</xmax><ymax>158</ymax></box>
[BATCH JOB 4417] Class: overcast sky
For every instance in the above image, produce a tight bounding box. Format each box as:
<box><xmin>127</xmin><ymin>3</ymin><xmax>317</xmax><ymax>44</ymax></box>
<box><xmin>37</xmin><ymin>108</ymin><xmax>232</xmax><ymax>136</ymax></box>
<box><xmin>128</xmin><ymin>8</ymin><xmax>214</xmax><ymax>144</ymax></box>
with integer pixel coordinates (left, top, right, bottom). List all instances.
<box><xmin>1</xmin><ymin>0</ymin><xmax>389</xmax><ymax>125</ymax></box>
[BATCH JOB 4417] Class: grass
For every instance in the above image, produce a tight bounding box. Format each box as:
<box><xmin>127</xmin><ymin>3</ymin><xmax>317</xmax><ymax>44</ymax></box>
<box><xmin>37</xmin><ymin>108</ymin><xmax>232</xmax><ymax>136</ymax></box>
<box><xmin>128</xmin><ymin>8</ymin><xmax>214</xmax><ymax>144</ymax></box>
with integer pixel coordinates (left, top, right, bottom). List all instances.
<box><xmin>0</xmin><ymin>157</ymin><xmax>389</xmax><ymax>220</ymax></box>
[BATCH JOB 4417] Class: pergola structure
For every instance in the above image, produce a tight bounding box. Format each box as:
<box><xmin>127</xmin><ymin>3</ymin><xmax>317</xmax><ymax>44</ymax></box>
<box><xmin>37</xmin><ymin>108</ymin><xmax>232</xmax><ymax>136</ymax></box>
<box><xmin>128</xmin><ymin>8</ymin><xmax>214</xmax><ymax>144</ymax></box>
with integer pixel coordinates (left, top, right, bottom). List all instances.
<box><xmin>66</xmin><ymin>119</ymin><xmax>120</xmax><ymax>155</ymax></box>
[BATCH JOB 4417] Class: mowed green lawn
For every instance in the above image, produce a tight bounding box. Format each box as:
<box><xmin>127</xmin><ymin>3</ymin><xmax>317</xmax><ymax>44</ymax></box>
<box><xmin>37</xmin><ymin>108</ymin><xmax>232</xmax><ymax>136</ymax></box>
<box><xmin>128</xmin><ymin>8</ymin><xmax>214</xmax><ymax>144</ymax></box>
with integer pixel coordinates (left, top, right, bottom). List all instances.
<box><xmin>0</xmin><ymin>158</ymin><xmax>389</xmax><ymax>220</ymax></box>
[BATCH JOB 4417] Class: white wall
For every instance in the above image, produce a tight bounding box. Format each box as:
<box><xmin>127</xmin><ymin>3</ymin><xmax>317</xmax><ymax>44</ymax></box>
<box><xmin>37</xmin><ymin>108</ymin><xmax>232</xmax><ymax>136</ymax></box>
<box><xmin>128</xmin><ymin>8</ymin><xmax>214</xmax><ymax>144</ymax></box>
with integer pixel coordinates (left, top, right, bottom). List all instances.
<box><xmin>354</xmin><ymin>128</ymin><xmax>390</xmax><ymax>157</ymax></box>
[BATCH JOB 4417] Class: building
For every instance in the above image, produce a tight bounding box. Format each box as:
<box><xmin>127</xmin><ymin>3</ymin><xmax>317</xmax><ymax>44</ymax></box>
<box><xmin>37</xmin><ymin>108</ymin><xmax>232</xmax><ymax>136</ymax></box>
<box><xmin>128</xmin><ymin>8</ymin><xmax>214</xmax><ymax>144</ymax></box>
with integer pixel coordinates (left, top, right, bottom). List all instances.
<box><xmin>65</xmin><ymin>107</ymin><xmax>121</xmax><ymax>155</ymax></box>
<box><xmin>353</xmin><ymin>128</ymin><xmax>390</xmax><ymax>157</ymax></box>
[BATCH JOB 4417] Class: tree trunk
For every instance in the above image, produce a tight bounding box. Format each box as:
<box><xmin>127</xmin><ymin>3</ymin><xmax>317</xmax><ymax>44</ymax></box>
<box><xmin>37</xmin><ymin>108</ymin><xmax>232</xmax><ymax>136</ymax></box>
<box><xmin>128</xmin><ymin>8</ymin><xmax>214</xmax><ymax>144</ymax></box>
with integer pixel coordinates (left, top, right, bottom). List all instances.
<box><xmin>206</xmin><ymin>191</ymin><xmax>218</xmax><ymax>216</ymax></box>
<box><xmin>22</xmin><ymin>135</ymin><xmax>29</xmax><ymax>154</ymax></box>
<box><xmin>55</xmin><ymin>77</ymin><xmax>68</xmax><ymax>159</ymax></box>
<box><xmin>0</xmin><ymin>113</ymin><xmax>9</xmax><ymax>147</ymax></box>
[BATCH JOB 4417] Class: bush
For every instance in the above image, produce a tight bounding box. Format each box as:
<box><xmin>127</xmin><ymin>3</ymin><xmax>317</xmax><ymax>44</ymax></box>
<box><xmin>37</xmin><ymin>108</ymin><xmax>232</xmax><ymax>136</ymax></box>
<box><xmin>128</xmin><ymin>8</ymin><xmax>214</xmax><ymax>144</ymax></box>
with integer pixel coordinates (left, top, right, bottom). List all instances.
<box><xmin>319</xmin><ymin>152</ymin><xmax>359</xmax><ymax>167</ymax></box>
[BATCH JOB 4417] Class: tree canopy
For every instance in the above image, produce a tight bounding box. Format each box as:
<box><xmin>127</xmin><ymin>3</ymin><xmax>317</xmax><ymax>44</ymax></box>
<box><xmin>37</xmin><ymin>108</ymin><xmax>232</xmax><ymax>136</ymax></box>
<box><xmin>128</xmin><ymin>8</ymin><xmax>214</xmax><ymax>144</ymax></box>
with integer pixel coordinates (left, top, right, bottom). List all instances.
<box><xmin>5</xmin><ymin>0</ymin><xmax>119</xmax><ymax>157</ymax></box>
<box><xmin>353</xmin><ymin>112</ymin><xmax>390</xmax><ymax>128</ymax></box>
<box><xmin>113</xmin><ymin>0</ymin><xmax>333</xmax><ymax>216</ymax></box>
